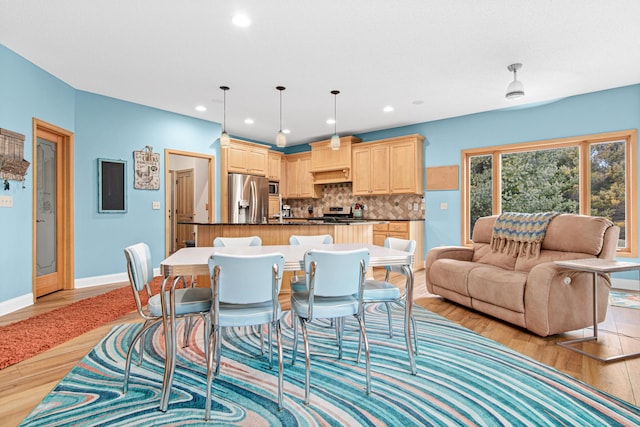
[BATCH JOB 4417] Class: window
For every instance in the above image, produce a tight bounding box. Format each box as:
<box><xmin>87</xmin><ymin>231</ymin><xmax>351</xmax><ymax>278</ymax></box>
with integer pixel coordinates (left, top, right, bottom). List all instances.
<box><xmin>462</xmin><ymin>130</ymin><xmax>637</xmax><ymax>257</ymax></box>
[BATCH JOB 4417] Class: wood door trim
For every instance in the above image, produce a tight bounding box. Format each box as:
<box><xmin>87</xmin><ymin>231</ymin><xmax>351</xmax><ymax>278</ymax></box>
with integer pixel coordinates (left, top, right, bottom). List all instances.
<box><xmin>164</xmin><ymin>149</ymin><xmax>215</xmax><ymax>257</ymax></box>
<box><xmin>32</xmin><ymin>118</ymin><xmax>74</xmax><ymax>300</ymax></box>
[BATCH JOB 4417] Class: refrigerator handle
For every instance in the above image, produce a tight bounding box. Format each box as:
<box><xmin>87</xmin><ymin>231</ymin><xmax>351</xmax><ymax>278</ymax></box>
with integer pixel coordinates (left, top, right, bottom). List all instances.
<box><xmin>250</xmin><ymin>180</ymin><xmax>257</xmax><ymax>223</ymax></box>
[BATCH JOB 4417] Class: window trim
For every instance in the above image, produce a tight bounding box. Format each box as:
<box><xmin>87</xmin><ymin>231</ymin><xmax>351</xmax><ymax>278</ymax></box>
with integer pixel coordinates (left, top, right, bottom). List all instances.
<box><xmin>461</xmin><ymin>129</ymin><xmax>638</xmax><ymax>257</ymax></box>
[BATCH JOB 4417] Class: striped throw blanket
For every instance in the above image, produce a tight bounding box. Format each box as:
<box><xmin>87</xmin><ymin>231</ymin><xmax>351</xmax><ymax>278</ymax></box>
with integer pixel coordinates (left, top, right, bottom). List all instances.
<box><xmin>491</xmin><ymin>212</ymin><xmax>559</xmax><ymax>258</ymax></box>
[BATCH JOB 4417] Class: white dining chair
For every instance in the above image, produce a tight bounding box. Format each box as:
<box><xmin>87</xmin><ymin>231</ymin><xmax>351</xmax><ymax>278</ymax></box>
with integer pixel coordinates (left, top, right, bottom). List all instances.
<box><xmin>290</xmin><ymin>248</ymin><xmax>371</xmax><ymax>405</ymax></box>
<box><xmin>122</xmin><ymin>243</ymin><xmax>212</xmax><ymax>400</ymax></box>
<box><xmin>288</xmin><ymin>234</ymin><xmax>333</xmax><ymax>291</ymax></box>
<box><xmin>213</xmin><ymin>235</ymin><xmax>262</xmax><ymax>247</ymax></box>
<box><xmin>206</xmin><ymin>252</ymin><xmax>285</xmax><ymax>419</ymax></box>
<box><xmin>362</xmin><ymin>237</ymin><xmax>419</xmax><ymax>354</ymax></box>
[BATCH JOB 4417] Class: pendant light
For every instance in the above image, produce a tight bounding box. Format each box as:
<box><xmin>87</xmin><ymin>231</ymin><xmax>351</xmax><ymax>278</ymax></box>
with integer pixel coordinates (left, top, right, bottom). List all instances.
<box><xmin>276</xmin><ymin>86</ymin><xmax>286</xmax><ymax>148</ymax></box>
<box><xmin>330</xmin><ymin>90</ymin><xmax>340</xmax><ymax>150</ymax></box>
<box><xmin>505</xmin><ymin>63</ymin><xmax>525</xmax><ymax>100</ymax></box>
<box><xmin>219</xmin><ymin>86</ymin><xmax>231</xmax><ymax>147</ymax></box>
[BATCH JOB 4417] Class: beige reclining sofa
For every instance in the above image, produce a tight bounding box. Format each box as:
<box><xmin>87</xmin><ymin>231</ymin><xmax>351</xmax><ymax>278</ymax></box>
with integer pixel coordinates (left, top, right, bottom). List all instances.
<box><xmin>425</xmin><ymin>213</ymin><xmax>620</xmax><ymax>336</ymax></box>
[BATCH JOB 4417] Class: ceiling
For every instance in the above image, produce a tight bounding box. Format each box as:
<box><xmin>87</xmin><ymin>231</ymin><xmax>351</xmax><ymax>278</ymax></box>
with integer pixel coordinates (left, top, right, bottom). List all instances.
<box><xmin>2</xmin><ymin>1</ymin><xmax>640</xmax><ymax>146</ymax></box>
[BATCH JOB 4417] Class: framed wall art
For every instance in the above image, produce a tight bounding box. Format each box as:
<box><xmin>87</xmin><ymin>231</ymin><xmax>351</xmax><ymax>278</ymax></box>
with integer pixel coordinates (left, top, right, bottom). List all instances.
<box><xmin>133</xmin><ymin>145</ymin><xmax>160</xmax><ymax>190</ymax></box>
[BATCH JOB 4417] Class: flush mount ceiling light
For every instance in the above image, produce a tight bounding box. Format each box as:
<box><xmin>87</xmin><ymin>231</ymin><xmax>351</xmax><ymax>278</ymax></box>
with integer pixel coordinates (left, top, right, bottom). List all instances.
<box><xmin>219</xmin><ymin>86</ymin><xmax>230</xmax><ymax>147</ymax></box>
<box><xmin>276</xmin><ymin>86</ymin><xmax>286</xmax><ymax>148</ymax></box>
<box><xmin>330</xmin><ymin>90</ymin><xmax>341</xmax><ymax>150</ymax></box>
<box><xmin>505</xmin><ymin>63</ymin><xmax>525</xmax><ymax>100</ymax></box>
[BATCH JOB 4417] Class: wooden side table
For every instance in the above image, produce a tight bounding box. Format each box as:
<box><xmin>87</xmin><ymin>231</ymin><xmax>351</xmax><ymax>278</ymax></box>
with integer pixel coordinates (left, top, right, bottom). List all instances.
<box><xmin>554</xmin><ymin>258</ymin><xmax>640</xmax><ymax>362</ymax></box>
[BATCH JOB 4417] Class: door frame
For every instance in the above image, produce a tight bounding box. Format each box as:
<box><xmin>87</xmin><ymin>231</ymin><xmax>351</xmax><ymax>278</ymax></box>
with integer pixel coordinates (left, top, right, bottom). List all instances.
<box><xmin>32</xmin><ymin>118</ymin><xmax>74</xmax><ymax>300</ymax></box>
<box><xmin>164</xmin><ymin>149</ymin><xmax>215</xmax><ymax>257</ymax></box>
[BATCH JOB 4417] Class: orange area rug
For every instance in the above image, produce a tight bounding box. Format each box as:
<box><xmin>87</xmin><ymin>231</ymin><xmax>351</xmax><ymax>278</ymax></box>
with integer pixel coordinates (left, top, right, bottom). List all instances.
<box><xmin>0</xmin><ymin>277</ymin><xmax>162</xmax><ymax>370</ymax></box>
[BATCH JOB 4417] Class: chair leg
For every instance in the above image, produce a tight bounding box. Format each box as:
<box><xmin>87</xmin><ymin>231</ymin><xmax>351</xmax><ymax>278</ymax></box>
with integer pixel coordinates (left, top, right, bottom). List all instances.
<box><xmin>137</xmin><ymin>319</ymin><xmax>152</xmax><ymax>366</ymax></box>
<box><xmin>205</xmin><ymin>324</ymin><xmax>218</xmax><ymax>422</ymax></box>
<box><xmin>301</xmin><ymin>318</ymin><xmax>311</xmax><ymax>405</ymax></box>
<box><xmin>275</xmin><ymin>320</ymin><xmax>284</xmax><ymax>411</ymax></box>
<box><xmin>267</xmin><ymin>323</ymin><xmax>273</xmax><ymax>369</ymax></box>
<box><xmin>385</xmin><ymin>302</ymin><xmax>393</xmax><ymax>338</ymax></box>
<box><xmin>337</xmin><ymin>317</ymin><xmax>344</xmax><ymax>360</ymax></box>
<box><xmin>123</xmin><ymin>321</ymin><xmax>154</xmax><ymax>393</ymax></box>
<box><xmin>355</xmin><ymin>314</ymin><xmax>371</xmax><ymax>396</ymax></box>
<box><xmin>291</xmin><ymin>314</ymin><xmax>299</xmax><ymax>366</ymax></box>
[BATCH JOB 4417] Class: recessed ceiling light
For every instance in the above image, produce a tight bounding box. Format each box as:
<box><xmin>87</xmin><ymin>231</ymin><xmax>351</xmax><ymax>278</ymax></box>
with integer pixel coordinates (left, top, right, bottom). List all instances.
<box><xmin>412</xmin><ymin>100</ymin><xmax>424</xmax><ymax>105</ymax></box>
<box><xmin>383</xmin><ymin>105</ymin><xmax>394</xmax><ymax>112</ymax></box>
<box><xmin>244</xmin><ymin>118</ymin><xmax>254</xmax><ymax>124</ymax></box>
<box><xmin>326</xmin><ymin>118</ymin><xmax>336</xmax><ymax>125</ymax></box>
<box><xmin>232</xmin><ymin>14</ymin><xmax>251</xmax><ymax>27</ymax></box>
<box><xmin>195</xmin><ymin>105</ymin><xmax>207</xmax><ymax>112</ymax></box>
<box><xmin>283</xmin><ymin>129</ymin><xmax>291</xmax><ymax>134</ymax></box>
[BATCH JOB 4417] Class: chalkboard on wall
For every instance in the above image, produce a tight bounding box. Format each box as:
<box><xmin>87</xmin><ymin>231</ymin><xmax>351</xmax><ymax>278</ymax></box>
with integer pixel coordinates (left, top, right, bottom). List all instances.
<box><xmin>98</xmin><ymin>158</ymin><xmax>127</xmax><ymax>213</ymax></box>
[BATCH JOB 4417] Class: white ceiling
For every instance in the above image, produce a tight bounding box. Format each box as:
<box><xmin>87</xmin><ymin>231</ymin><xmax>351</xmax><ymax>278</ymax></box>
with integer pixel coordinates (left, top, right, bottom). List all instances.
<box><xmin>2</xmin><ymin>1</ymin><xmax>640</xmax><ymax>146</ymax></box>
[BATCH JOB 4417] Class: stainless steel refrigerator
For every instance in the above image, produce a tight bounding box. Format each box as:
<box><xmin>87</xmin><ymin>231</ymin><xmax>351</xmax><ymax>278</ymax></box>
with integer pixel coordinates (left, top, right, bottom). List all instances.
<box><xmin>228</xmin><ymin>173</ymin><xmax>269</xmax><ymax>223</ymax></box>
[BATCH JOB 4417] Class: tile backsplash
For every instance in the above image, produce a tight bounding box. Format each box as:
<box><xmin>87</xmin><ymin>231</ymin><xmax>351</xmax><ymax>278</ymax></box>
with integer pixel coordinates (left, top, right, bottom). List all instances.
<box><xmin>284</xmin><ymin>183</ymin><xmax>424</xmax><ymax>220</ymax></box>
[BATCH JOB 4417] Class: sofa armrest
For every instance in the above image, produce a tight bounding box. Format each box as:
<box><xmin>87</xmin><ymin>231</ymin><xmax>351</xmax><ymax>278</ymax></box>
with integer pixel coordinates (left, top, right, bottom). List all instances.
<box><xmin>425</xmin><ymin>246</ymin><xmax>474</xmax><ymax>293</ymax></box>
<box><xmin>524</xmin><ymin>262</ymin><xmax>611</xmax><ymax>336</ymax></box>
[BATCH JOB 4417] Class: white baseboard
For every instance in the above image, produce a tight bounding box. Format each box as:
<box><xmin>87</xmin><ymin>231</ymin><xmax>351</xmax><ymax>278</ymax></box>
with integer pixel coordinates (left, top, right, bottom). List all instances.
<box><xmin>611</xmin><ymin>277</ymin><xmax>639</xmax><ymax>292</ymax></box>
<box><xmin>74</xmin><ymin>268</ymin><xmax>160</xmax><ymax>289</ymax></box>
<box><xmin>0</xmin><ymin>269</ymin><xmax>161</xmax><ymax>317</ymax></box>
<box><xmin>0</xmin><ymin>293</ymin><xmax>34</xmax><ymax>317</ymax></box>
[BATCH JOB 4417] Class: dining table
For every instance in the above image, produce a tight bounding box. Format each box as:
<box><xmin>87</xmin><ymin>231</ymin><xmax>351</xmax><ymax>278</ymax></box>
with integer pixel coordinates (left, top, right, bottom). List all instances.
<box><xmin>158</xmin><ymin>242</ymin><xmax>416</xmax><ymax>411</ymax></box>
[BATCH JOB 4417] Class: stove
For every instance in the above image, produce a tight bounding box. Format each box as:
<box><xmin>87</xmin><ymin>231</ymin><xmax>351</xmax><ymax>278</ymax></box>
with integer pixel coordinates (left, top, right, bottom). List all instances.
<box><xmin>308</xmin><ymin>206</ymin><xmax>355</xmax><ymax>222</ymax></box>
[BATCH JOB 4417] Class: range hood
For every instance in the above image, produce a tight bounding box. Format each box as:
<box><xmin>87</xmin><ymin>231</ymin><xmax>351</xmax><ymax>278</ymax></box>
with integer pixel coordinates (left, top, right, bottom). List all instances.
<box><xmin>309</xmin><ymin>136</ymin><xmax>361</xmax><ymax>184</ymax></box>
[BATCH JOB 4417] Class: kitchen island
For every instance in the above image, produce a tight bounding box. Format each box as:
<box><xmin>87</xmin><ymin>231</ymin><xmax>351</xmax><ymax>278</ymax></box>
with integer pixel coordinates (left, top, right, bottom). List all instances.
<box><xmin>188</xmin><ymin>221</ymin><xmax>379</xmax><ymax>247</ymax></box>
<box><xmin>183</xmin><ymin>221</ymin><xmax>379</xmax><ymax>292</ymax></box>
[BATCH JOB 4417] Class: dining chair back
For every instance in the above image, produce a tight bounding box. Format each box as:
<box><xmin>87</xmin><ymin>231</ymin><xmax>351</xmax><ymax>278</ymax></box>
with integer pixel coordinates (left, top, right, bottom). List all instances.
<box><xmin>290</xmin><ymin>248</ymin><xmax>371</xmax><ymax>404</ymax></box>
<box><xmin>288</xmin><ymin>234</ymin><xmax>333</xmax><ymax>291</ymax></box>
<box><xmin>213</xmin><ymin>235</ymin><xmax>262</xmax><ymax>247</ymax></box>
<box><xmin>206</xmin><ymin>252</ymin><xmax>285</xmax><ymax>419</ymax></box>
<box><xmin>122</xmin><ymin>243</ymin><xmax>211</xmax><ymax>405</ymax></box>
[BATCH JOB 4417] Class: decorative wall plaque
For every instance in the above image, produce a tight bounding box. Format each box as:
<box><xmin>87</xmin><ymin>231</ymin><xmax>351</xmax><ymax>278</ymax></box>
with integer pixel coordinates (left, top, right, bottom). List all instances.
<box><xmin>133</xmin><ymin>145</ymin><xmax>160</xmax><ymax>190</ymax></box>
<box><xmin>0</xmin><ymin>128</ymin><xmax>30</xmax><ymax>181</ymax></box>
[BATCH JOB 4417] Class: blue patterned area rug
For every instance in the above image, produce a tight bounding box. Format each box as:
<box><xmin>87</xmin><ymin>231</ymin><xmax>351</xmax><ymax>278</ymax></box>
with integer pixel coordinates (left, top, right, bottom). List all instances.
<box><xmin>21</xmin><ymin>305</ymin><xmax>640</xmax><ymax>426</ymax></box>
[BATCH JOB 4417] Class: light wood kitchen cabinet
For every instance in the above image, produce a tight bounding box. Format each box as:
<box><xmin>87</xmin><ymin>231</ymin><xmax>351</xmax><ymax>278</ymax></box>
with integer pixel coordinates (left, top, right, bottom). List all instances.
<box><xmin>284</xmin><ymin>152</ymin><xmax>319</xmax><ymax>199</ymax></box>
<box><xmin>352</xmin><ymin>143</ymin><xmax>390</xmax><ymax>195</ymax></box>
<box><xmin>267</xmin><ymin>151</ymin><xmax>282</xmax><ymax>181</ymax></box>
<box><xmin>225</xmin><ymin>139</ymin><xmax>268</xmax><ymax>176</ymax></box>
<box><xmin>372</xmin><ymin>221</ymin><xmax>424</xmax><ymax>270</ymax></box>
<box><xmin>389</xmin><ymin>135</ymin><xmax>424</xmax><ymax>194</ymax></box>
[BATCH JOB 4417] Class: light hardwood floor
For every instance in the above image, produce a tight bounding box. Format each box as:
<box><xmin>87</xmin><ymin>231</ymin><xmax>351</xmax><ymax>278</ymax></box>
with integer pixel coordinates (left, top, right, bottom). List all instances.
<box><xmin>0</xmin><ymin>272</ymin><xmax>638</xmax><ymax>426</ymax></box>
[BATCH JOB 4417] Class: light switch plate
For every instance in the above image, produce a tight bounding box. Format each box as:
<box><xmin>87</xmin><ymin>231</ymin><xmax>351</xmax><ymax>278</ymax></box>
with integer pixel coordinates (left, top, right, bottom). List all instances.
<box><xmin>440</xmin><ymin>202</ymin><xmax>448</xmax><ymax>210</ymax></box>
<box><xmin>152</xmin><ymin>201</ymin><xmax>160</xmax><ymax>210</ymax></box>
<box><xmin>0</xmin><ymin>195</ymin><xmax>13</xmax><ymax>207</ymax></box>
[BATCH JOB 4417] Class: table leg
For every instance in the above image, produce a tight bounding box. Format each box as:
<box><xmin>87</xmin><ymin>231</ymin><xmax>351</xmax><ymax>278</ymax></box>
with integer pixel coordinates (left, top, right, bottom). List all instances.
<box><xmin>558</xmin><ymin>270</ymin><xmax>640</xmax><ymax>362</ymax></box>
<box><xmin>403</xmin><ymin>265</ymin><xmax>417</xmax><ymax>375</ymax></box>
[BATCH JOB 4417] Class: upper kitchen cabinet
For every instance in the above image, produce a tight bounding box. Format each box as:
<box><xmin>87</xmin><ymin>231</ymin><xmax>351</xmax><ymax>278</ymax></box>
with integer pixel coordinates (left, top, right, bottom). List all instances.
<box><xmin>267</xmin><ymin>151</ymin><xmax>282</xmax><ymax>181</ymax></box>
<box><xmin>352</xmin><ymin>134</ymin><xmax>424</xmax><ymax>195</ymax></box>
<box><xmin>284</xmin><ymin>152</ymin><xmax>320</xmax><ymax>199</ymax></box>
<box><xmin>389</xmin><ymin>134</ymin><xmax>424</xmax><ymax>194</ymax></box>
<box><xmin>352</xmin><ymin>142</ymin><xmax>390</xmax><ymax>195</ymax></box>
<box><xmin>309</xmin><ymin>136</ymin><xmax>361</xmax><ymax>184</ymax></box>
<box><xmin>224</xmin><ymin>139</ymin><xmax>268</xmax><ymax>176</ymax></box>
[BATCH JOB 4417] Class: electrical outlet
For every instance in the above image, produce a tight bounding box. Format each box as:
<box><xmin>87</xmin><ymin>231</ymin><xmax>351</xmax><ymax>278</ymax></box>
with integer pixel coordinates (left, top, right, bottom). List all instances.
<box><xmin>0</xmin><ymin>195</ymin><xmax>13</xmax><ymax>207</ymax></box>
<box><xmin>440</xmin><ymin>202</ymin><xmax>448</xmax><ymax>210</ymax></box>
<box><xmin>408</xmin><ymin>202</ymin><xmax>413</xmax><ymax>211</ymax></box>
<box><xmin>152</xmin><ymin>201</ymin><xmax>160</xmax><ymax>210</ymax></box>
<box><xmin>413</xmin><ymin>202</ymin><xmax>419</xmax><ymax>211</ymax></box>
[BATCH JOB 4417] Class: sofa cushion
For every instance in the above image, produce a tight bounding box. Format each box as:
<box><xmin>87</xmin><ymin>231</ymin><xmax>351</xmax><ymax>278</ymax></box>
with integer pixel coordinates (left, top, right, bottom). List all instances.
<box><xmin>541</xmin><ymin>214</ymin><xmax>612</xmax><ymax>255</ymax></box>
<box><xmin>429</xmin><ymin>259</ymin><xmax>480</xmax><ymax>297</ymax></box>
<box><xmin>472</xmin><ymin>242</ymin><xmax>517</xmax><ymax>271</ymax></box>
<box><xmin>467</xmin><ymin>266</ymin><xmax>528</xmax><ymax>313</ymax></box>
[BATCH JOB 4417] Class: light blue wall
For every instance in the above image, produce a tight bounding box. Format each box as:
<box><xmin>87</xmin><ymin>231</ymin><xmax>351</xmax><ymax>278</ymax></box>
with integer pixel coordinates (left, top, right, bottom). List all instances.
<box><xmin>357</xmin><ymin>85</ymin><xmax>640</xmax><ymax>271</ymax></box>
<box><xmin>74</xmin><ymin>92</ymin><xmax>221</xmax><ymax>277</ymax></box>
<box><xmin>3</xmin><ymin>42</ymin><xmax>639</xmax><ymax>306</ymax></box>
<box><xmin>0</xmin><ymin>45</ymin><xmax>76</xmax><ymax>302</ymax></box>
<box><xmin>0</xmin><ymin>45</ymin><xmax>222</xmax><ymax>306</ymax></box>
